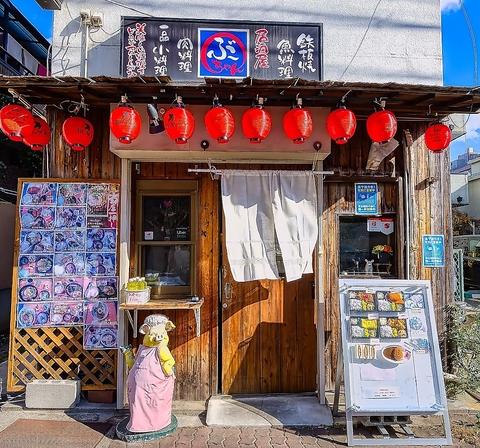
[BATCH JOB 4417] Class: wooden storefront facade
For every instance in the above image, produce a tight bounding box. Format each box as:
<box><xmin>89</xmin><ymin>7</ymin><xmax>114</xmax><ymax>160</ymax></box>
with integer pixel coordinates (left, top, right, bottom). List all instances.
<box><xmin>4</xmin><ymin>77</ymin><xmax>473</xmax><ymax>406</ymax></box>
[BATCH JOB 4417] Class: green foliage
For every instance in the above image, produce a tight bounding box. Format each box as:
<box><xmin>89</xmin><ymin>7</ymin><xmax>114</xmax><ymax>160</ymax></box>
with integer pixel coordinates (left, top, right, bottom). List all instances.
<box><xmin>445</xmin><ymin>304</ymin><xmax>480</xmax><ymax>398</ymax></box>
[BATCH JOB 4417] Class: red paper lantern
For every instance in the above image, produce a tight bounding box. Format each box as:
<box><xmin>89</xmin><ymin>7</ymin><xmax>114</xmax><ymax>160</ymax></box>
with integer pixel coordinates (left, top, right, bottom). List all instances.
<box><xmin>283</xmin><ymin>106</ymin><xmax>313</xmax><ymax>144</ymax></box>
<box><xmin>0</xmin><ymin>104</ymin><xmax>35</xmax><ymax>142</ymax></box>
<box><xmin>164</xmin><ymin>106</ymin><xmax>195</xmax><ymax>144</ymax></box>
<box><xmin>242</xmin><ymin>106</ymin><xmax>272</xmax><ymax>143</ymax></box>
<box><xmin>205</xmin><ymin>105</ymin><xmax>235</xmax><ymax>143</ymax></box>
<box><xmin>366</xmin><ymin>110</ymin><xmax>397</xmax><ymax>143</ymax></box>
<box><xmin>109</xmin><ymin>103</ymin><xmax>141</xmax><ymax>144</ymax></box>
<box><xmin>425</xmin><ymin>123</ymin><xmax>451</xmax><ymax>152</ymax></box>
<box><xmin>326</xmin><ymin>107</ymin><xmax>357</xmax><ymax>144</ymax></box>
<box><xmin>23</xmin><ymin>117</ymin><xmax>51</xmax><ymax>151</ymax></box>
<box><xmin>62</xmin><ymin>116</ymin><xmax>94</xmax><ymax>151</ymax></box>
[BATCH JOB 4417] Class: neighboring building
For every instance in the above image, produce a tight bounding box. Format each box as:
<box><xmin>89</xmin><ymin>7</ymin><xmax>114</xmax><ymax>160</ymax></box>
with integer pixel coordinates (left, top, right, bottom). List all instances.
<box><xmin>451</xmin><ymin>172</ymin><xmax>469</xmax><ymax>208</ymax></box>
<box><xmin>43</xmin><ymin>0</ymin><xmax>443</xmax><ymax>84</ymax></box>
<box><xmin>455</xmin><ymin>158</ymin><xmax>480</xmax><ymax>220</ymax></box>
<box><xmin>0</xmin><ymin>0</ymin><xmax>49</xmax><ymax>76</ymax></box>
<box><xmin>451</xmin><ymin>146</ymin><xmax>480</xmax><ymax>174</ymax></box>
<box><xmin>0</xmin><ymin>0</ymin><xmax>49</xmax><ymax>204</ymax></box>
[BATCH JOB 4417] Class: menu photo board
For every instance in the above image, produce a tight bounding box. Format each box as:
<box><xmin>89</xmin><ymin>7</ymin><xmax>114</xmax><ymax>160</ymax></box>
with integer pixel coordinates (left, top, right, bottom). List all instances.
<box><xmin>338</xmin><ymin>279</ymin><xmax>451</xmax><ymax>446</ymax></box>
<box><xmin>121</xmin><ymin>17</ymin><xmax>322</xmax><ymax>81</ymax></box>
<box><xmin>15</xmin><ymin>181</ymin><xmax>120</xmax><ymax>350</ymax></box>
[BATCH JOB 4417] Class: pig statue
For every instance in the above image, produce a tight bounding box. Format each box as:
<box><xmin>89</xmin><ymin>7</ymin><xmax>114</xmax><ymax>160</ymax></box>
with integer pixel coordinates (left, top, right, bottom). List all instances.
<box><xmin>123</xmin><ymin>314</ymin><xmax>176</xmax><ymax>433</ymax></box>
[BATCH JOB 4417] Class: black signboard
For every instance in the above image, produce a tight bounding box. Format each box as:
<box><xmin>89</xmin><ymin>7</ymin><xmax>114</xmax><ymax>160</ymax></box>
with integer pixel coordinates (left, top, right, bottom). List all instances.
<box><xmin>121</xmin><ymin>17</ymin><xmax>322</xmax><ymax>81</ymax></box>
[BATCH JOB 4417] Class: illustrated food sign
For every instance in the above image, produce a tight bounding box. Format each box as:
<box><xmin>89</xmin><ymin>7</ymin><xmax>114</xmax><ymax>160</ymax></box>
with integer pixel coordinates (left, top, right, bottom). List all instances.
<box><xmin>16</xmin><ymin>181</ymin><xmax>120</xmax><ymax>350</ymax></box>
<box><xmin>338</xmin><ymin>279</ymin><xmax>449</xmax><ymax>415</ymax></box>
<box><xmin>121</xmin><ymin>17</ymin><xmax>322</xmax><ymax>80</ymax></box>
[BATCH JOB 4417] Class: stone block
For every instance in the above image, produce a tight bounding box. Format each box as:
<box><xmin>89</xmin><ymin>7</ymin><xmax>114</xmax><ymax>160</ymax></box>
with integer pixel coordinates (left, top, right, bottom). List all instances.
<box><xmin>25</xmin><ymin>379</ymin><xmax>80</xmax><ymax>409</ymax></box>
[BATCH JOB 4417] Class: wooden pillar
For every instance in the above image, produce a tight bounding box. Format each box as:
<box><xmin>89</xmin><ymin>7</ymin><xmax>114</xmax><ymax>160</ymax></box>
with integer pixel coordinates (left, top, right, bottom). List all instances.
<box><xmin>404</xmin><ymin>123</ymin><xmax>453</xmax><ymax>338</ymax></box>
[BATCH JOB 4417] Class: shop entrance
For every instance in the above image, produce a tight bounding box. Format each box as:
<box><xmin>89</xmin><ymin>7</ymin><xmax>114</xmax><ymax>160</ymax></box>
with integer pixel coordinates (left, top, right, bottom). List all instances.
<box><xmin>220</xmin><ymin>219</ymin><xmax>318</xmax><ymax>395</ymax></box>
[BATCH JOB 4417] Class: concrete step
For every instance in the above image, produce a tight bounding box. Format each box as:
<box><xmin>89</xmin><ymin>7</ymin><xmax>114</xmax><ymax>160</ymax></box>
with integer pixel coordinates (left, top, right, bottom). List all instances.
<box><xmin>206</xmin><ymin>393</ymin><xmax>333</xmax><ymax>427</ymax></box>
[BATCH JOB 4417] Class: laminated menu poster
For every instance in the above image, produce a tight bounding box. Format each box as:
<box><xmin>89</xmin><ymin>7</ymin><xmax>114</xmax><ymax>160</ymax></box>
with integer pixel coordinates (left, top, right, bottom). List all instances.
<box><xmin>15</xmin><ymin>181</ymin><xmax>120</xmax><ymax>350</ymax></box>
<box><xmin>338</xmin><ymin>279</ymin><xmax>448</xmax><ymax>414</ymax></box>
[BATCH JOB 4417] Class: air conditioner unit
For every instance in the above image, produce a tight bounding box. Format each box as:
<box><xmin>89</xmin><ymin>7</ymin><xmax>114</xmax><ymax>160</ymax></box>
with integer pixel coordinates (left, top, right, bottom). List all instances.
<box><xmin>35</xmin><ymin>0</ymin><xmax>63</xmax><ymax>11</ymax></box>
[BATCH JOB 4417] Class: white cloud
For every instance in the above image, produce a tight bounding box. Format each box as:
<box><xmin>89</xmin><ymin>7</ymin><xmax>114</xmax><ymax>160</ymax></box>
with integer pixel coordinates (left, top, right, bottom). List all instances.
<box><xmin>465</xmin><ymin>114</ymin><xmax>480</xmax><ymax>140</ymax></box>
<box><xmin>441</xmin><ymin>0</ymin><xmax>462</xmax><ymax>12</ymax></box>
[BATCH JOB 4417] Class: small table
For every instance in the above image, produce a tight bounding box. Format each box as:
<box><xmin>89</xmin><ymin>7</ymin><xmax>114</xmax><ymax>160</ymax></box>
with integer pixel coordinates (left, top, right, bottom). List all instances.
<box><xmin>120</xmin><ymin>298</ymin><xmax>204</xmax><ymax>338</ymax></box>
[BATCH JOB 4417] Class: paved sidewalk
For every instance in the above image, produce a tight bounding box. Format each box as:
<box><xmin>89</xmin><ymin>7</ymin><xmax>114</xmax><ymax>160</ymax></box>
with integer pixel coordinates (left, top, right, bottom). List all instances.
<box><xmin>0</xmin><ymin>409</ymin><xmax>478</xmax><ymax>447</ymax></box>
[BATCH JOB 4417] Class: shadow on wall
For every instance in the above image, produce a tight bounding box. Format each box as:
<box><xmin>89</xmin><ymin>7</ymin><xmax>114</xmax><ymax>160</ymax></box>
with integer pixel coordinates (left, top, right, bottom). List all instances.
<box><xmin>0</xmin><ymin>203</ymin><xmax>15</xmax><ymax>332</ymax></box>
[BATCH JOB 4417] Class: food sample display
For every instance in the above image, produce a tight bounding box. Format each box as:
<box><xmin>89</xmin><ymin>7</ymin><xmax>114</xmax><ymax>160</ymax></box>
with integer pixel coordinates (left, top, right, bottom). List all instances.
<box><xmin>376</xmin><ymin>291</ymin><xmax>405</xmax><ymax>311</ymax></box>
<box><xmin>350</xmin><ymin>318</ymin><xmax>378</xmax><ymax>338</ymax></box>
<box><xmin>379</xmin><ymin>317</ymin><xmax>408</xmax><ymax>338</ymax></box>
<box><xmin>348</xmin><ymin>290</ymin><xmax>376</xmax><ymax>311</ymax></box>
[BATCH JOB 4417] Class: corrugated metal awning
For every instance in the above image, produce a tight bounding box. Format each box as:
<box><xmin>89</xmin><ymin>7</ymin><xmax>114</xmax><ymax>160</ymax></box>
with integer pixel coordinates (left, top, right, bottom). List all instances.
<box><xmin>1</xmin><ymin>75</ymin><xmax>479</xmax><ymax>117</ymax></box>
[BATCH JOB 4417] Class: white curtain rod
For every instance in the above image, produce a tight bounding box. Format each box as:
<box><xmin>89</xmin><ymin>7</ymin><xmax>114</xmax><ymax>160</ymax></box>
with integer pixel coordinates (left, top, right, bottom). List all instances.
<box><xmin>187</xmin><ymin>168</ymin><xmax>334</xmax><ymax>175</ymax></box>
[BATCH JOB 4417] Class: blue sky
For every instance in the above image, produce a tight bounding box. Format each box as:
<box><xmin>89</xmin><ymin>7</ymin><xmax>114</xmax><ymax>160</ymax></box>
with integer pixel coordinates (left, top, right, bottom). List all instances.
<box><xmin>10</xmin><ymin>0</ymin><xmax>480</xmax><ymax>162</ymax></box>
<box><xmin>441</xmin><ymin>0</ymin><xmax>480</xmax><ymax>160</ymax></box>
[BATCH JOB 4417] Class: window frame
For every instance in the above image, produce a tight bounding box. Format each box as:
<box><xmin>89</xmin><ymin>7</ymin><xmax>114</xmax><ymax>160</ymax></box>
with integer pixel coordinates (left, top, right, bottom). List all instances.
<box><xmin>135</xmin><ymin>180</ymin><xmax>198</xmax><ymax>298</ymax></box>
<box><xmin>337</xmin><ymin>212</ymin><xmax>398</xmax><ymax>279</ymax></box>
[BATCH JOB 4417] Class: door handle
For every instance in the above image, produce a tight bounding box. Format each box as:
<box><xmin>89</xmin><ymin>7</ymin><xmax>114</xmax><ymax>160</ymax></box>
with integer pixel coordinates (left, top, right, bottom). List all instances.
<box><xmin>224</xmin><ymin>282</ymin><xmax>232</xmax><ymax>300</ymax></box>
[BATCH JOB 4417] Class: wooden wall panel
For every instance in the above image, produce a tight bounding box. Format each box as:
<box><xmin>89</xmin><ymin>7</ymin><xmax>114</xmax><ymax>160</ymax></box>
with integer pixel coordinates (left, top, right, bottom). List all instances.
<box><xmin>48</xmin><ymin>107</ymin><xmax>120</xmax><ymax>180</ymax></box>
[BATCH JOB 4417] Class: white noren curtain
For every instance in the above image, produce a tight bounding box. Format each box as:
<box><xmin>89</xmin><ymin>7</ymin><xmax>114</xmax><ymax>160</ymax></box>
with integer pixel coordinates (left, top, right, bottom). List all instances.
<box><xmin>221</xmin><ymin>170</ymin><xmax>318</xmax><ymax>283</ymax></box>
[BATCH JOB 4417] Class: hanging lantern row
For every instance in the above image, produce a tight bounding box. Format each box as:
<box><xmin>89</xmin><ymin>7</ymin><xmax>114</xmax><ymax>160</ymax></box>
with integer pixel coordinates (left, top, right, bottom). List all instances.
<box><xmin>0</xmin><ymin>100</ymin><xmax>453</xmax><ymax>153</ymax></box>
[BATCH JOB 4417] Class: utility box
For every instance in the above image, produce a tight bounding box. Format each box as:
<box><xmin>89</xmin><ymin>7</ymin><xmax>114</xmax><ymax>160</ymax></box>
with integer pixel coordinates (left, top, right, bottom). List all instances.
<box><xmin>25</xmin><ymin>379</ymin><xmax>80</xmax><ymax>409</ymax></box>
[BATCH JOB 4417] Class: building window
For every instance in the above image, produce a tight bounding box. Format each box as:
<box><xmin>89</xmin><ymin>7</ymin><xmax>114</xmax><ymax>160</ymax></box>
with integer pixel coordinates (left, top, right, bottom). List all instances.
<box><xmin>136</xmin><ymin>180</ymin><xmax>197</xmax><ymax>298</ymax></box>
<box><xmin>339</xmin><ymin>216</ymin><xmax>396</xmax><ymax>277</ymax></box>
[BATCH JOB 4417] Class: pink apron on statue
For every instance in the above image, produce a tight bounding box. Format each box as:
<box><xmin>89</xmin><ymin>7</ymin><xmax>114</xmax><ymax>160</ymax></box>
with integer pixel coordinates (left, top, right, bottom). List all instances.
<box><xmin>127</xmin><ymin>344</ymin><xmax>175</xmax><ymax>433</ymax></box>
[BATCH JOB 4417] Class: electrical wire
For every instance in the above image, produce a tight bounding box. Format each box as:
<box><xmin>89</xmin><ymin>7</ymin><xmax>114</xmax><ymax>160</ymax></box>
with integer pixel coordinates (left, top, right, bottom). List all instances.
<box><xmin>102</xmin><ymin>0</ymin><xmax>155</xmax><ymax>17</ymax></box>
<box><xmin>340</xmin><ymin>0</ymin><xmax>383</xmax><ymax>80</ymax></box>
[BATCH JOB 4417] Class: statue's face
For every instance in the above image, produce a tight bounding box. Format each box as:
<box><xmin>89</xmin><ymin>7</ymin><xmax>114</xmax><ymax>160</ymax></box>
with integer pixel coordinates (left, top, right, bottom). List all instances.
<box><xmin>143</xmin><ymin>324</ymin><xmax>170</xmax><ymax>347</ymax></box>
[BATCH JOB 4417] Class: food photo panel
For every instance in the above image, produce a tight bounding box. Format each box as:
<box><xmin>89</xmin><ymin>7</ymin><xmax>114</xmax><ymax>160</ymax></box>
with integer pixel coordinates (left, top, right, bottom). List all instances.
<box><xmin>83</xmin><ymin>277</ymin><xmax>118</xmax><ymax>300</ymax></box>
<box><xmin>20</xmin><ymin>230</ymin><xmax>54</xmax><ymax>254</ymax></box>
<box><xmin>56</xmin><ymin>183</ymin><xmax>87</xmax><ymax>206</ymax></box>
<box><xmin>84</xmin><ymin>301</ymin><xmax>118</xmax><ymax>326</ymax></box>
<box><xmin>86</xmin><ymin>229</ymin><xmax>117</xmax><ymax>252</ymax></box>
<box><xmin>55</xmin><ymin>207</ymin><xmax>86</xmax><ymax>229</ymax></box>
<box><xmin>18</xmin><ymin>255</ymin><xmax>53</xmax><ymax>278</ymax></box>
<box><xmin>87</xmin><ymin>184</ymin><xmax>109</xmax><ymax>216</ymax></box>
<box><xmin>86</xmin><ymin>253</ymin><xmax>116</xmax><ymax>276</ymax></box>
<box><xmin>54</xmin><ymin>230</ymin><xmax>86</xmax><ymax>252</ymax></box>
<box><xmin>20</xmin><ymin>206</ymin><xmax>55</xmax><ymax>230</ymax></box>
<box><xmin>84</xmin><ymin>325</ymin><xmax>118</xmax><ymax>350</ymax></box>
<box><xmin>53</xmin><ymin>277</ymin><xmax>84</xmax><ymax>301</ymax></box>
<box><xmin>54</xmin><ymin>253</ymin><xmax>85</xmax><ymax>276</ymax></box>
<box><xmin>17</xmin><ymin>302</ymin><xmax>51</xmax><ymax>328</ymax></box>
<box><xmin>21</xmin><ymin>182</ymin><xmax>56</xmax><ymax>205</ymax></box>
<box><xmin>50</xmin><ymin>302</ymin><xmax>84</xmax><ymax>326</ymax></box>
<box><xmin>18</xmin><ymin>278</ymin><xmax>53</xmax><ymax>302</ymax></box>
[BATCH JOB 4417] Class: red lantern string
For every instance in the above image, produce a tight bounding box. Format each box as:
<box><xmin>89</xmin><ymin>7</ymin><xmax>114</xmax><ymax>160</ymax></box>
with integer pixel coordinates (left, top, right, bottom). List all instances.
<box><xmin>283</xmin><ymin>100</ymin><xmax>313</xmax><ymax>144</ymax></box>
<box><xmin>110</xmin><ymin>98</ymin><xmax>142</xmax><ymax>144</ymax></box>
<box><xmin>164</xmin><ymin>98</ymin><xmax>195</xmax><ymax>144</ymax></box>
<box><xmin>326</xmin><ymin>107</ymin><xmax>357</xmax><ymax>144</ymax></box>
<box><xmin>62</xmin><ymin>116</ymin><xmax>94</xmax><ymax>151</ymax></box>
<box><xmin>425</xmin><ymin>123</ymin><xmax>451</xmax><ymax>152</ymax></box>
<box><xmin>242</xmin><ymin>99</ymin><xmax>272</xmax><ymax>143</ymax></box>
<box><xmin>205</xmin><ymin>104</ymin><xmax>235</xmax><ymax>143</ymax></box>
<box><xmin>0</xmin><ymin>104</ymin><xmax>35</xmax><ymax>142</ymax></box>
<box><xmin>366</xmin><ymin>110</ymin><xmax>397</xmax><ymax>143</ymax></box>
<box><xmin>23</xmin><ymin>116</ymin><xmax>51</xmax><ymax>151</ymax></box>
